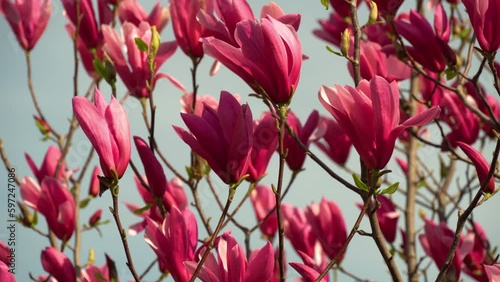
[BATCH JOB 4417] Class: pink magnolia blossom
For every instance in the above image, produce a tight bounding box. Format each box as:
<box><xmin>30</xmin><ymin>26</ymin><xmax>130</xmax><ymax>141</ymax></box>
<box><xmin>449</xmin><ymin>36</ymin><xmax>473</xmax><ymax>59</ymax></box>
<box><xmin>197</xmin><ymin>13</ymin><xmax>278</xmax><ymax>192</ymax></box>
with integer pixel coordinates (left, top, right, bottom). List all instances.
<box><xmin>356</xmin><ymin>195</ymin><xmax>400</xmax><ymax>243</ymax></box>
<box><xmin>145</xmin><ymin>207</ymin><xmax>198</xmax><ymax>281</ymax></box>
<box><xmin>284</xmin><ymin>110</ymin><xmax>319</xmax><ymax>171</ymax></box>
<box><xmin>180</xmin><ymin>92</ymin><xmax>219</xmax><ymax>117</ymax></box>
<box><xmin>21</xmin><ymin>177</ymin><xmax>75</xmax><ymax>240</ymax></box>
<box><xmin>88</xmin><ymin>166</ymin><xmax>100</xmax><ymax>197</ymax></box>
<box><xmin>174</xmin><ymin>91</ymin><xmax>253</xmax><ymax>184</ymax></box>
<box><xmin>203</xmin><ymin>16</ymin><xmax>302</xmax><ymax>105</ymax></box>
<box><xmin>319</xmin><ymin>75</ymin><xmax>440</xmax><ymax>170</ymax></box>
<box><xmin>72</xmin><ymin>88</ymin><xmax>131</xmax><ymax>180</ymax></box>
<box><xmin>41</xmin><ymin>247</ymin><xmax>76</xmax><ymax>282</ymax></box>
<box><xmin>169</xmin><ymin>0</ymin><xmax>208</xmax><ymax>58</ymax></box>
<box><xmin>313</xmin><ymin>12</ymin><xmax>350</xmax><ymax>47</ymax></box>
<box><xmin>102</xmin><ymin>22</ymin><xmax>177</xmax><ymax>98</ymax></box>
<box><xmin>394</xmin><ymin>6</ymin><xmax>456</xmax><ymax>73</ymax></box>
<box><xmin>250</xmin><ymin>185</ymin><xmax>278</xmax><ymax>238</ymax></box>
<box><xmin>290</xmin><ymin>250</ymin><xmax>328</xmax><ymax>282</ymax></box>
<box><xmin>0</xmin><ymin>241</ymin><xmax>9</xmax><ymax>265</ymax></box>
<box><xmin>440</xmin><ymin>92</ymin><xmax>480</xmax><ymax>148</ymax></box>
<box><xmin>419</xmin><ymin>218</ymin><xmax>473</xmax><ymax>281</ymax></box>
<box><xmin>485</xmin><ymin>264</ymin><xmax>500</xmax><ymax>282</ymax></box>
<box><xmin>81</xmin><ymin>254</ymin><xmax>115</xmax><ymax>282</ymax></box>
<box><xmin>247</xmin><ymin>112</ymin><xmax>278</xmax><ymax>182</ymax></box>
<box><xmin>126</xmin><ymin>175</ymin><xmax>187</xmax><ymax>235</ymax></box>
<box><xmin>373</xmin><ymin>0</ymin><xmax>404</xmax><ymax>18</ymax></box>
<box><xmin>306</xmin><ymin>198</ymin><xmax>347</xmax><ymax>260</ymax></box>
<box><xmin>61</xmin><ymin>0</ymin><xmax>112</xmax><ymax>49</ymax></box>
<box><xmin>0</xmin><ymin>0</ymin><xmax>52</xmax><ymax>50</ymax></box>
<box><xmin>282</xmin><ymin>204</ymin><xmax>317</xmax><ymax>258</ymax></box>
<box><xmin>328</xmin><ymin>0</ymin><xmax>360</xmax><ymax>17</ymax></box>
<box><xmin>457</xmin><ymin>142</ymin><xmax>495</xmax><ymax>193</ymax></box>
<box><xmin>134</xmin><ymin>136</ymin><xmax>167</xmax><ymax>198</ymax></box>
<box><xmin>462</xmin><ymin>0</ymin><xmax>500</xmax><ymax>52</ymax></box>
<box><xmin>350</xmin><ymin>40</ymin><xmax>411</xmax><ymax>82</ymax></box>
<box><xmin>314</xmin><ymin>116</ymin><xmax>352</xmax><ymax>166</ymax></box>
<box><xmin>0</xmin><ymin>261</ymin><xmax>15</xmax><ymax>282</ymax></box>
<box><xmin>186</xmin><ymin>231</ymin><xmax>274</xmax><ymax>282</ymax></box>
<box><xmin>198</xmin><ymin>0</ymin><xmax>300</xmax><ymax>47</ymax></box>
<box><xmin>463</xmin><ymin>223</ymin><xmax>491</xmax><ymax>281</ymax></box>
<box><xmin>118</xmin><ymin>0</ymin><xmax>169</xmax><ymax>32</ymax></box>
<box><xmin>88</xmin><ymin>209</ymin><xmax>102</xmax><ymax>227</ymax></box>
<box><xmin>395</xmin><ymin>157</ymin><xmax>408</xmax><ymax>176</ymax></box>
<box><xmin>25</xmin><ymin>145</ymin><xmax>65</xmax><ymax>183</ymax></box>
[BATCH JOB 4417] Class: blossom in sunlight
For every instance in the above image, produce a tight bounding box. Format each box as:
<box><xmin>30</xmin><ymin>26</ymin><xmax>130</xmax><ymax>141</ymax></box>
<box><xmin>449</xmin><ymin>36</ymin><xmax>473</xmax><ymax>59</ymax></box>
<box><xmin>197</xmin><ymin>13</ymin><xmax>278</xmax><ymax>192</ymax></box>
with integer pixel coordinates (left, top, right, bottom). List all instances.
<box><xmin>41</xmin><ymin>247</ymin><xmax>76</xmax><ymax>282</ymax></box>
<box><xmin>102</xmin><ymin>22</ymin><xmax>177</xmax><ymax>98</ymax></box>
<box><xmin>283</xmin><ymin>110</ymin><xmax>319</xmax><ymax>171</ymax></box>
<box><xmin>174</xmin><ymin>91</ymin><xmax>253</xmax><ymax>184</ymax></box>
<box><xmin>118</xmin><ymin>0</ymin><xmax>170</xmax><ymax>32</ymax></box>
<box><xmin>203</xmin><ymin>16</ymin><xmax>302</xmax><ymax>105</ymax></box>
<box><xmin>169</xmin><ymin>0</ymin><xmax>207</xmax><ymax>58</ymax></box>
<box><xmin>145</xmin><ymin>207</ymin><xmax>198</xmax><ymax>281</ymax></box>
<box><xmin>394</xmin><ymin>5</ymin><xmax>456</xmax><ymax>73</ymax></box>
<box><xmin>314</xmin><ymin>116</ymin><xmax>352</xmax><ymax>166</ymax></box>
<box><xmin>462</xmin><ymin>0</ymin><xmax>500</xmax><ymax>52</ymax></box>
<box><xmin>306</xmin><ymin>198</ymin><xmax>347</xmax><ymax>261</ymax></box>
<box><xmin>72</xmin><ymin>88</ymin><xmax>131</xmax><ymax>180</ymax></box>
<box><xmin>61</xmin><ymin>0</ymin><xmax>112</xmax><ymax>49</ymax></box>
<box><xmin>25</xmin><ymin>145</ymin><xmax>65</xmax><ymax>183</ymax></box>
<box><xmin>282</xmin><ymin>204</ymin><xmax>317</xmax><ymax>258</ymax></box>
<box><xmin>185</xmin><ymin>231</ymin><xmax>274</xmax><ymax>282</ymax></box>
<box><xmin>247</xmin><ymin>112</ymin><xmax>278</xmax><ymax>182</ymax></box>
<box><xmin>21</xmin><ymin>177</ymin><xmax>75</xmax><ymax>241</ymax></box>
<box><xmin>1</xmin><ymin>0</ymin><xmax>52</xmax><ymax>51</ymax></box>
<box><xmin>250</xmin><ymin>185</ymin><xmax>278</xmax><ymax>238</ymax></box>
<box><xmin>319</xmin><ymin>76</ymin><xmax>440</xmax><ymax>170</ymax></box>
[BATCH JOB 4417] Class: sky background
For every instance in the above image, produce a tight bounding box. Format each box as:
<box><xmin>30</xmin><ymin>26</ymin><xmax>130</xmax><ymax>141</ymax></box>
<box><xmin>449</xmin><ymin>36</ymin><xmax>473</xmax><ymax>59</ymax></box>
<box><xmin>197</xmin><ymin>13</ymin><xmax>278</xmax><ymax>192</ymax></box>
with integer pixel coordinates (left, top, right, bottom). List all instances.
<box><xmin>0</xmin><ymin>0</ymin><xmax>499</xmax><ymax>281</ymax></box>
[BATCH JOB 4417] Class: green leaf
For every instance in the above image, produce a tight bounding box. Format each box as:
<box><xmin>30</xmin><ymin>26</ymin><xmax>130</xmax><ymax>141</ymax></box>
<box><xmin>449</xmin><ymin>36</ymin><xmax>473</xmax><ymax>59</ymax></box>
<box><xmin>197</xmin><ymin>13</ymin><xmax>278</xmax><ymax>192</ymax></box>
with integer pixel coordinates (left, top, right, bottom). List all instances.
<box><xmin>79</xmin><ymin>198</ymin><xmax>91</xmax><ymax>209</ymax></box>
<box><xmin>380</xmin><ymin>182</ymin><xmax>399</xmax><ymax>195</ymax></box>
<box><xmin>326</xmin><ymin>45</ymin><xmax>342</xmax><ymax>56</ymax></box>
<box><xmin>320</xmin><ymin>0</ymin><xmax>329</xmax><ymax>9</ymax></box>
<box><xmin>352</xmin><ymin>174</ymin><xmax>369</xmax><ymax>192</ymax></box>
<box><xmin>445</xmin><ymin>66</ymin><xmax>457</xmax><ymax>80</ymax></box>
<box><xmin>135</xmin><ymin>37</ymin><xmax>148</xmax><ymax>52</ymax></box>
<box><xmin>133</xmin><ymin>203</ymin><xmax>154</xmax><ymax>215</ymax></box>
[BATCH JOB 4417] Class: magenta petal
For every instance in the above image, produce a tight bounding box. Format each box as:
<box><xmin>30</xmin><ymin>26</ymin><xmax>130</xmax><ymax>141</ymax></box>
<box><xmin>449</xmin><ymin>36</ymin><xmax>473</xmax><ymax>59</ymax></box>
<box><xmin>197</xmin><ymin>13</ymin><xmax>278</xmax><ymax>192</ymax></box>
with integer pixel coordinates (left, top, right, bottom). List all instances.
<box><xmin>457</xmin><ymin>142</ymin><xmax>495</xmax><ymax>193</ymax></box>
<box><xmin>244</xmin><ymin>242</ymin><xmax>274</xmax><ymax>281</ymax></box>
<box><xmin>134</xmin><ymin>136</ymin><xmax>166</xmax><ymax>198</ymax></box>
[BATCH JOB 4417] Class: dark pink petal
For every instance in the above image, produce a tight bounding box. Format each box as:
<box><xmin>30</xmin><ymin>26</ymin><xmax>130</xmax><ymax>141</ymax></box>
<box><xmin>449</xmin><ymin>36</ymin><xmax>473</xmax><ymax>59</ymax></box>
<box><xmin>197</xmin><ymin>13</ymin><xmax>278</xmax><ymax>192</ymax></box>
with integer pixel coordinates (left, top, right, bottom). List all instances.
<box><xmin>41</xmin><ymin>247</ymin><xmax>76</xmax><ymax>282</ymax></box>
<box><xmin>457</xmin><ymin>142</ymin><xmax>495</xmax><ymax>193</ymax></box>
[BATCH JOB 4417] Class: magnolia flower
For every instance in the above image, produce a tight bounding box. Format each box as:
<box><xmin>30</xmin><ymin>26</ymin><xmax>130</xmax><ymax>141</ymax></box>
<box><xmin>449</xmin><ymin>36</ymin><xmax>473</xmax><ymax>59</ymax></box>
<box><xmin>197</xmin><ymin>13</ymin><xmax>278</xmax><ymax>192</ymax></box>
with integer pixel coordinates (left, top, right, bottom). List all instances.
<box><xmin>250</xmin><ymin>185</ymin><xmax>278</xmax><ymax>238</ymax></box>
<box><xmin>1</xmin><ymin>0</ymin><xmax>52</xmax><ymax>50</ymax></box>
<box><xmin>319</xmin><ymin>76</ymin><xmax>440</xmax><ymax>170</ymax></box>
<box><xmin>72</xmin><ymin>88</ymin><xmax>131</xmax><ymax>180</ymax></box>
<box><xmin>169</xmin><ymin>0</ymin><xmax>207</xmax><ymax>58</ymax></box>
<box><xmin>457</xmin><ymin>142</ymin><xmax>495</xmax><ymax>193</ymax></box>
<box><xmin>247</xmin><ymin>112</ymin><xmax>278</xmax><ymax>182</ymax></box>
<box><xmin>186</xmin><ymin>231</ymin><xmax>274</xmax><ymax>281</ymax></box>
<box><xmin>118</xmin><ymin>0</ymin><xmax>170</xmax><ymax>32</ymax></box>
<box><xmin>203</xmin><ymin>16</ymin><xmax>302</xmax><ymax>105</ymax></box>
<box><xmin>145</xmin><ymin>207</ymin><xmax>198</xmax><ymax>281</ymax></box>
<box><xmin>0</xmin><ymin>261</ymin><xmax>15</xmax><ymax>282</ymax></box>
<box><xmin>174</xmin><ymin>91</ymin><xmax>253</xmax><ymax>184</ymax></box>
<box><xmin>284</xmin><ymin>110</ymin><xmax>319</xmax><ymax>171</ymax></box>
<box><xmin>25</xmin><ymin>145</ymin><xmax>65</xmax><ymax>183</ymax></box>
<box><xmin>21</xmin><ymin>177</ymin><xmax>75</xmax><ymax>240</ymax></box>
<box><xmin>462</xmin><ymin>0</ymin><xmax>500</xmax><ymax>52</ymax></box>
<box><xmin>134</xmin><ymin>136</ymin><xmax>167</xmax><ymax>198</ymax></box>
<box><xmin>41</xmin><ymin>247</ymin><xmax>76</xmax><ymax>282</ymax></box>
<box><xmin>314</xmin><ymin>116</ymin><xmax>352</xmax><ymax>166</ymax></box>
<box><xmin>102</xmin><ymin>22</ymin><xmax>177</xmax><ymax>98</ymax></box>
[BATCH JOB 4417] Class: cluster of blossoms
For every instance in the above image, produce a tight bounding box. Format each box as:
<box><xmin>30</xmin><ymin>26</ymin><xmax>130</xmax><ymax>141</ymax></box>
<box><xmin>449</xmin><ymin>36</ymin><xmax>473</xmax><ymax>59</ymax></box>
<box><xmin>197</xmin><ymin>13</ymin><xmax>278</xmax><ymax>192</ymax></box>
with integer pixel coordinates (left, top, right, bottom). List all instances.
<box><xmin>1</xmin><ymin>0</ymin><xmax>500</xmax><ymax>281</ymax></box>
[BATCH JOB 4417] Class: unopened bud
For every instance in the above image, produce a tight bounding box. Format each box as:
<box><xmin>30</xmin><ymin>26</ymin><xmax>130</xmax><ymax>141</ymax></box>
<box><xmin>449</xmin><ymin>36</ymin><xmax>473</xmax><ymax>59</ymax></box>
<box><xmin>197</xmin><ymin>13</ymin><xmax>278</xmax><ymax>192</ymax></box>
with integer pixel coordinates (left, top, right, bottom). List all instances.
<box><xmin>87</xmin><ymin>249</ymin><xmax>95</xmax><ymax>265</ymax></box>
<box><xmin>340</xmin><ymin>29</ymin><xmax>351</xmax><ymax>58</ymax></box>
<box><xmin>149</xmin><ymin>26</ymin><xmax>161</xmax><ymax>67</ymax></box>
<box><xmin>17</xmin><ymin>202</ymin><xmax>33</xmax><ymax>227</ymax></box>
<box><xmin>368</xmin><ymin>1</ymin><xmax>378</xmax><ymax>24</ymax></box>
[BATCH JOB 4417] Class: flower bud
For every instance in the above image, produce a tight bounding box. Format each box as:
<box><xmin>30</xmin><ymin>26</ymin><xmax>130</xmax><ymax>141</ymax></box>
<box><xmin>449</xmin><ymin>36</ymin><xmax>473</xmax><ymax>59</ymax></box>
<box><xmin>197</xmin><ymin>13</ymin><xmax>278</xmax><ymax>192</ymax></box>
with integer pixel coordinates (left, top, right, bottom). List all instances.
<box><xmin>340</xmin><ymin>29</ymin><xmax>350</xmax><ymax>58</ymax></box>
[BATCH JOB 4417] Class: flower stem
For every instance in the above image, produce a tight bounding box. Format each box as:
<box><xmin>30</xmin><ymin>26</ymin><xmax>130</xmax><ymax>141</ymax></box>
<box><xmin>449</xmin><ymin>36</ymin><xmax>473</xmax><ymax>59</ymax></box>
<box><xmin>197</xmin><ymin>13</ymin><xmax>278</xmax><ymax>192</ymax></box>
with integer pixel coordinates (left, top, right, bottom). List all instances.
<box><xmin>189</xmin><ymin>186</ymin><xmax>236</xmax><ymax>281</ymax></box>
<box><xmin>275</xmin><ymin>106</ymin><xmax>288</xmax><ymax>282</ymax></box>
<box><xmin>109</xmin><ymin>185</ymin><xmax>141</xmax><ymax>281</ymax></box>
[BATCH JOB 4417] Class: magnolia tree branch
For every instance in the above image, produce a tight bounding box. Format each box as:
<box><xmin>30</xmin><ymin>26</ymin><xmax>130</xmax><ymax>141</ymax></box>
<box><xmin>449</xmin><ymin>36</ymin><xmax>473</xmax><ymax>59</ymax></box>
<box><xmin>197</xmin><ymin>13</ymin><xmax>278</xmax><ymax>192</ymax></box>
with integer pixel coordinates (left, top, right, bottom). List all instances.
<box><xmin>275</xmin><ymin>108</ymin><xmax>288</xmax><ymax>282</ymax></box>
<box><xmin>436</xmin><ymin>138</ymin><xmax>500</xmax><ymax>281</ymax></box>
